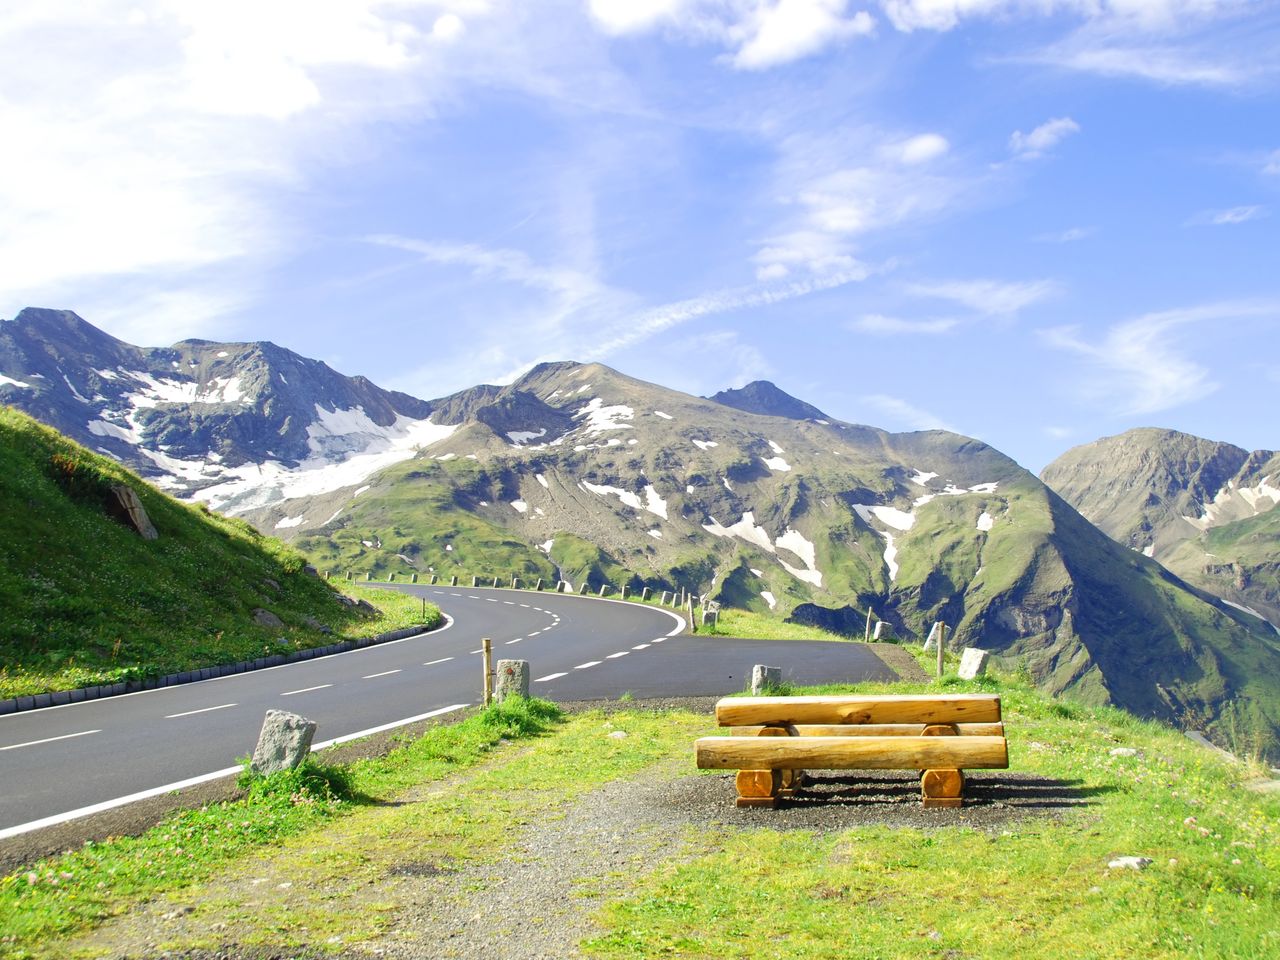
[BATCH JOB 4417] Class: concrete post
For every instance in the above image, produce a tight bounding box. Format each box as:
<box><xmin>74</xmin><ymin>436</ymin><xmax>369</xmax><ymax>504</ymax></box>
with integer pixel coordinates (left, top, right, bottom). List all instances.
<box><xmin>536</xmin><ymin>578</ymin><xmax>544</xmax><ymax>591</ymax></box>
<box><xmin>365</xmin><ymin>572</ymin><xmax>372</xmax><ymax>581</ymax></box>
<box><xmin>621</xmin><ymin>585</ymin><xmax>629</xmax><ymax>600</ymax></box>
<box><xmin>599</xmin><ymin>584</ymin><xmax>609</xmax><ymax>597</ymax></box>
<box><xmin>512</xmin><ymin>576</ymin><xmax>520</xmax><ymax>589</ymax></box>
<box><xmin>641</xmin><ymin>587</ymin><xmax>651</xmax><ymax>601</ymax></box>
<box><xmin>873</xmin><ymin>621</ymin><xmax>895</xmax><ymax>641</ymax></box>
<box><xmin>450</xmin><ymin>575</ymin><xmax>458</xmax><ymax>586</ymax></box>
<box><xmin>579</xmin><ymin>582</ymin><xmax>589</xmax><ymax>594</ymax></box>
<box><xmin>472</xmin><ymin>575</ymin><xmax>480</xmax><ymax>587</ymax></box>
<box><xmin>958</xmin><ymin>648</ymin><xmax>990</xmax><ymax>680</ymax></box>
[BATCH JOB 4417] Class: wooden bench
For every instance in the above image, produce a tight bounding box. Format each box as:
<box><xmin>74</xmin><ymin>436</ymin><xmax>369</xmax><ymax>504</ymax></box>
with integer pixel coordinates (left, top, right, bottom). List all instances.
<box><xmin>695</xmin><ymin>694</ymin><xmax>1008</xmax><ymax>809</ymax></box>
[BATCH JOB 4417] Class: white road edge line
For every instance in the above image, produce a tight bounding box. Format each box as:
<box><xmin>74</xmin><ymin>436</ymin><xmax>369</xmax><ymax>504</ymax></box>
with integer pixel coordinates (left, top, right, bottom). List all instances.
<box><xmin>0</xmin><ymin>729</ymin><xmax>101</xmax><ymax>751</ymax></box>
<box><xmin>362</xmin><ymin>670</ymin><xmax>402</xmax><ymax>680</ymax></box>
<box><xmin>0</xmin><ymin>704</ymin><xmax>469</xmax><ymax>841</ymax></box>
<box><xmin>534</xmin><ymin>672</ymin><xmax>567</xmax><ymax>682</ymax></box>
<box><xmin>281</xmin><ymin>684</ymin><xmax>332</xmax><ymax>697</ymax></box>
<box><xmin>165</xmin><ymin>703</ymin><xmax>236</xmax><ymax>719</ymax></box>
<box><xmin>423</xmin><ymin>658</ymin><xmax>454</xmax><ymax>666</ymax></box>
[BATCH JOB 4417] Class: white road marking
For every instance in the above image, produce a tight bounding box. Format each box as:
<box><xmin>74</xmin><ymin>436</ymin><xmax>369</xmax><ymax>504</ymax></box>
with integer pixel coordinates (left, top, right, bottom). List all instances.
<box><xmin>1</xmin><ymin>729</ymin><xmax>101</xmax><ymax>751</ymax></box>
<box><xmin>0</xmin><ymin>705</ymin><xmax>469</xmax><ymax>842</ymax></box>
<box><xmin>281</xmin><ymin>684</ymin><xmax>332</xmax><ymax>697</ymax></box>
<box><xmin>470</xmin><ymin>649</ymin><xmax>483</xmax><ymax>655</ymax></box>
<box><xmin>535</xmin><ymin>672</ymin><xmax>567</xmax><ymax>682</ymax></box>
<box><xmin>651</xmin><ymin>638</ymin><xmax>665</xmax><ymax>643</ymax></box>
<box><xmin>575</xmin><ymin>661</ymin><xmax>602</xmax><ymax>670</ymax></box>
<box><xmin>632</xmin><ymin>644</ymin><xmax>651</xmax><ymax>650</ymax></box>
<box><xmin>165</xmin><ymin>703</ymin><xmax>236</xmax><ymax>719</ymax></box>
<box><xmin>486</xmin><ymin>598</ymin><xmax>498</xmax><ymax>603</ymax></box>
<box><xmin>423</xmin><ymin>658</ymin><xmax>454</xmax><ymax>666</ymax></box>
<box><xmin>503</xmin><ymin>601</ymin><xmax>515</xmax><ymax>605</ymax></box>
<box><xmin>606</xmin><ymin>652</ymin><xmax>629</xmax><ymax>659</ymax></box>
<box><xmin>506</xmin><ymin>638</ymin><xmax>522</xmax><ymax>644</ymax></box>
<box><xmin>362</xmin><ymin>669</ymin><xmax>402</xmax><ymax>680</ymax></box>
<box><xmin>519</xmin><ymin>603</ymin><xmax>530</xmax><ymax>608</ymax></box>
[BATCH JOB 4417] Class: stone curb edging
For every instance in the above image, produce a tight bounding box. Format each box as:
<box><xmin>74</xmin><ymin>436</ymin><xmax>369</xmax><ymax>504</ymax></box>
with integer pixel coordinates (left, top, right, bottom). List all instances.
<box><xmin>0</xmin><ymin>624</ymin><xmax>436</xmax><ymax>717</ymax></box>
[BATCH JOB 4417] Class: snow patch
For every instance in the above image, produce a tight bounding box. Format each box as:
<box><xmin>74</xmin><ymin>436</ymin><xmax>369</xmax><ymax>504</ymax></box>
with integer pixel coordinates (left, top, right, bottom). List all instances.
<box><xmin>648</xmin><ymin>529</ymin><xmax>663</xmax><ymax>539</ymax></box>
<box><xmin>574</xmin><ymin>397</ymin><xmax>634</xmax><ymax>435</ymax></box>
<box><xmin>750</xmin><ymin>568</ymin><xmax>763</xmax><ymax>577</ymax></box>
<box><xmin>511</xmin><ymin>500</ymin><xmax>528</xmax><ymax>514</ymax></box>
<box><xmin>1142</xmin><ymin>544</ymin><xmax>1155</xmax><ymax>558</ymax></box>
<box><xmin>217</xmin><ymin>351</ymin><xmax>229</xmax><ymax>358</ymax></box>
<box><xmin>761</xmin><ymin>591</ymin><xmax>777</xmax><ymax>610</ymax></box>
<box><xmin>968</xmin><ymin>482</ymin><xmax>999</xmax><ymax>494</ymax></box>
<box><xmin>88</xmin><ymin>418</ymin><xmax>139</xmax><ymax>444</ymax></box>
<box><xmin>353</xmin><ymin>485</ymin><xmax>371</xmax><ymax>497</ymax></box>
<box><xmin>768</xmin><ymin>440</ymin><xmax>785</xmax><ymax>454</ymax></box>
<box><xmin>762</xmin><ymin>456</ymin><xmax>792</xmax><ymax>472</ymax></box>
<box><xmin>582</xmin><ymin>480</ymin><xmax>644</xmax><ymax>511</ymax></box>
<box><xmin>1222</xmin><ymin>599</ymin><xmax>1279</xmax><ymax>635</ymax></box>
<box><xmin>643</xmin><ymin>484</ymin><xmax>668</xmax><ymax>519</ymax></box>
<box><xmin>538</xmin><ymin>538</ymin><xmax>554</xmax><ymax>554</ymax></box>
<box><xmin>910</xmin><ymin>470</ymin><xmax>938</xmax><ymax>486</ymax></box>
<box><xmin>274</xmin><ymin>516</ymin><xmax>305</xmax><ymax>529</ymax></box>
<box><xmin>653</xmin><ymin>411</ymin><xmax>673</xmax><ymax>420</ymax></box>
<box><xmin>686</xmin><ymin>484</ymin><xmax>696</xmax><ymax>494</ymax></box>
<box><xmin>62</xmin><ymin>374</ymin><xmax>89</xmax><ymax>403</ymax></box>
<box><xmin>628</xmin><ymin>438</ymin><xmax>638</xmax><ymax>445</ymax></box>
<box><xmin>535</xmin><ymin>473</ymin><xmax>549</xmax><ymax>489</ymax></box>
<box><xmin>508</xmin><ymin>429</ymin><xmax>547</xmax><ymax>445</ymax></box>
<box><xmin>883</xmin><ymin>533</ymin><xmax>900</xmax><ymax>581</ymax></box>
<box><xmin>977</xmin><ymin>512</ymin><xmax>994</xmax><ymax>532</ymax></box>
<box><xmin>94</xmin><ymin>368</ymin><xmax>119</xmax><ymax>380</ymax></box>
<box><xmin>852</xmin><ymin>504</ymin><xmax>916</xmax><ymax>531</ymax></box>
<box><xmin>692</xmin><ymin>439</ymin><xmax>719</xmax><ymax>451</ymax></box>
<box><xmin>702</xmin><ymin>511</ymin><xmax>774</xmax><ymax>554</ymax></box>
<box><xmin>324</xmin><ymin>509</ymin><xmax>342</xmax><ymax>525</ymax></box>
<box><xmin>722</xmin><ymin>477</ymin><xmax>733</xmax><ymax>492</ymax></box>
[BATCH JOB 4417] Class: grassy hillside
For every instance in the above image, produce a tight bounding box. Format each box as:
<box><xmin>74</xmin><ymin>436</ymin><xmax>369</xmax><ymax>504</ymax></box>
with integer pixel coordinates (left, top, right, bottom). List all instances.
<box><xmin>3</xmin><ymin>676</ymin><xmax>1278</xmax><ymax>959</ymax></box>
<box><xmin>0</xmin><ymin>407</ymin><xmax>431</xmax><ymax>698</ymax></box>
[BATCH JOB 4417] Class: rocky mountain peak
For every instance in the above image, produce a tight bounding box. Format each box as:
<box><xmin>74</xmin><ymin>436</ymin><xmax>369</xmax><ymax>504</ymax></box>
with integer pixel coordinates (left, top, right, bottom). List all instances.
<box><xmin>709</xmin><ymin>380</ymin><xmax>828</xmax><ymax>421</ymax></box>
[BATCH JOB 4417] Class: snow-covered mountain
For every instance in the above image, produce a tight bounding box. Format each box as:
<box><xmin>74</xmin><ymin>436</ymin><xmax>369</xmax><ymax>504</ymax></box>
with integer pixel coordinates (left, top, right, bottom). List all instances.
<box><xmin>0</xmin><ymin>308</ymin><xmax>453</xmax><ymax>514</ymax></box>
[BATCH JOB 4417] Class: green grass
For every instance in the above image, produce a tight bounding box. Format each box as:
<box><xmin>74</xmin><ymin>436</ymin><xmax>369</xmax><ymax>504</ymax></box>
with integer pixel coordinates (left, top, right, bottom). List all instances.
<box><xmin>0</xmin><ymin>408</ymin><xmax>440</xmax><ymax>699</ymax></box>
<box><xmin>0</xmin><ymin>697</ymin><xmax>566</xmax><ymax>956</ymax></box>
<box><xmin>5</xmin><ymin>675</ymin><xmax>1279</xmax><ymax>959</ymax></box>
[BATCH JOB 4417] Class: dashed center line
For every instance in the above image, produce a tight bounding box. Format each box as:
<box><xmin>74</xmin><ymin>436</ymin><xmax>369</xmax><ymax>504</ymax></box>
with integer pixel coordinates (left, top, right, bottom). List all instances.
<box><xmin>423</xmin><ymin>657</ymin><xmax>454</xmax><ymax>666</ymax></box>
<box><xmin>606</xmin><ymin>652</ymin><xmax>629</xmax><ymax>659</ymax></box>
<box><xmin>470</xmin><ymin>649</ymin><xmax>483</xmax><ymax>655</ymax></box>
<box><xmin>281</xmin><ymin>684</ymin><xmax>332</xmax><ymax>697</ymax></box>
<box><xmin>362</xmin><ymin>669</ymin><xmax>402</xmax><ymax>680</ymax></box>
<box><xmin>632</xmin><ymin>644</ymin><xmax>651</xmax><ymax>650</ymax></box>
<box><xmin>166</xmin><ymin>703</ymin><xmax>236</xmax><ymax>719</ymax></box>
<box><xmin>575</xmin><ymin>661</ymin><xmax>601</xmax><ymax>670</ymax></box>
<box><xmin>1</xmin><ymin>729</ymin><xmax>101</xmax><ymax>751</ymax></box>
<box><xmin>535</xmin><ymin>672</ymin><xmax>567</xmax><ymax>682</ymax></box>
<box><xmin>506</xmin><ymin>638</ymin><xmax>522</xmax><ymax>644</ymax></box>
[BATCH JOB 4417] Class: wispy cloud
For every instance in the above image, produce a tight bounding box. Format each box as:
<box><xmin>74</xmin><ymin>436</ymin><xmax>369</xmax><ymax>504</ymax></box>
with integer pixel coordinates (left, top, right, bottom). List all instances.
<box><xmin>1044</xmin><ymin>425</ymin><xmax>1074</xmax><ymax>440</ymax></box>
<box><xmin>860</xmin><ymin>394</ymin><xmax>959</xmax><ymax>433</ymax></box>
<box><xmin>1265</xmin><ymin>151</ymin><xmax>1280</xmax><ymax>176</ymax></box>
<box><xmin>1032</xmin><ymin>43</ymin><xmax>1254</xmax><ymax>87</ymax></box>
<box><xmin>849</xmin><ymin>314</ymin><xmax>957</xmax><ymax>335</ymax></box>
<box><xmin>907</xmin><ymin>278</ymin><xmax>1059</xmax><ymax>316</ymax></box>
<box><xmin>1186</xmin><ymin>205</ymin><xmax>1270</xmax><ymax>226</ymax></box>
<box><xmin>1034</xmin><ymin>226</ymin><xmax>1095</xmax><ymax>243</ymax></box>
<box><xmin>1010</xmin><ymin>117</ymin><xmax>1081</xmax><ymax>159</ymax></box>
<box><xmin>1042</xmin><ymin>300</ymin><xmax>1280</xmax><ymax>415</ymax></box>
<box><xmin>587</xmin><ymin>0</ymin><xmax>876</xmax><ymax>70</ymax></box>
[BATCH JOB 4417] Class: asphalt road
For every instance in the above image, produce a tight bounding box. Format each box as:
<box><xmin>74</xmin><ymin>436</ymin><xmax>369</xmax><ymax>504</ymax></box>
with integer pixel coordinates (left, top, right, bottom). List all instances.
<box><xmin>0</xmin><ymin>586</ymin><xmax>898</xmax><ymax>837</ymax></box>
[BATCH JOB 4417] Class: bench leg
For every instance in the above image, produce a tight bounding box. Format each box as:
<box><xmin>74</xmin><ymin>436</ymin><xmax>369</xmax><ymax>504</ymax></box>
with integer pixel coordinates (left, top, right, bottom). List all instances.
<box><xmin>779</xmin><ymin>768</ymin><xmax>806</xmax><ymax>797</ymax></box>
<box><xmin>735</xmin><ymin>769</ymin><xmax>782</xmax><ymax>808</ymax></box>
<box><xmin>921</xmin><ymin>769</ymin><xmax>965</xmax><ymax>808</ymax></box>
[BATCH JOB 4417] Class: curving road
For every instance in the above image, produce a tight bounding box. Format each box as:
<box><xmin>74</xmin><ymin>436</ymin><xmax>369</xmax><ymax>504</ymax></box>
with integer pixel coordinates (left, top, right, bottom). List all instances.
<box><xmin>0</xmin><ymin>586</ymin><xmax>899</xmax><ymax>838</ymax></box>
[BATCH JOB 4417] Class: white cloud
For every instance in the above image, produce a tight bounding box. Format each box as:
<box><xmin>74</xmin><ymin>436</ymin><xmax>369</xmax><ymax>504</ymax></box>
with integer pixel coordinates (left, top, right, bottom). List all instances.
<box><xmin>885</xmin><ymin>133</ymin><xmax>950</xmax><ymax>165</ymax></box>
<box><xmin>860</xmin><ymin>394</ymin><xmax>958</xmax><ymax>433</ymax></box>
<box><xmin>1197</xmin><ymin>205</ymin><xmax>1269</xmax><ymax>226</ymax></box>
<box><xmin>1034</xmin><ymin>226</ymin><xmax>1094</xmax><ymax>243</ymax></box>
<box><xmin>880</xmin><ymin>0</ymin><xmax>1246</xmax><ymax>34</ymax></box>
<box><xmin>1265</xmin><ymin>151</ymin><xmax>1280</xmax><ymax>176</ymax></box>
<box><xmin>850</xmin><ymin>314</ymin><xmax>957</xmax><ymax>335</ymax></box>
<box><xmin>907</xmin><ymin>278</ymin><xmax>1059</xmax><ymax>315</ymax></box>
<box><xmin>587</xmin><ymin>0</ymin><xmax>876</xmax><ymax>70</ymax></box>
<box><xmin>1035</xmin><ymin>43</ymin><xmax>1253</xmax><ymax>87</ymax></box>
<box><xmin>1009</xmin><ymin>117</ymin><xmax>1081</xmax><ymax>158</ymax></box>
<box><xmin>1042</xmin><ymin>301</ymin><xmax>1280</xmax><ymax>415</ymax></box>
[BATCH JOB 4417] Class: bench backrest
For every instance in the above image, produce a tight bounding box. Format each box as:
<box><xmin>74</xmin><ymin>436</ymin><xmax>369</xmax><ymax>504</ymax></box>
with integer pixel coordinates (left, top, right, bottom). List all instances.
<box><xmin>715</xmin><ymin>694</ymin><xmax>1001</xmax><ymax>728</ymax></box>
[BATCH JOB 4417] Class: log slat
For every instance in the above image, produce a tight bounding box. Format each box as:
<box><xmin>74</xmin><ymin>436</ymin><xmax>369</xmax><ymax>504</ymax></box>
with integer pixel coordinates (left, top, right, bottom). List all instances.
<box><xmin>727</xmin><ymin>722</ymin><xmax>1005</xmax><ymax>738</ymax></box>
<box><xmin>715</xmin><ymin>694</ymin><xmax>1001</xmax><ymax>727</ymax></box>
<box><xmin>696</xmin><ymin>735</ymin><xmax>1009</xmax><ymax>771</ymax></box>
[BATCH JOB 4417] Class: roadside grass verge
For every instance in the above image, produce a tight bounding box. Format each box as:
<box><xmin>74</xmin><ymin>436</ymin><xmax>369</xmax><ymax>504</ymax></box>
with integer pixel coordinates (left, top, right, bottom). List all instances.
<box><xmin>0</xmin><ymin>697</ymin><xmax>563</xmax><ymax>956</ymax></box>
<box><xmin>588</xmin><ymin>678</ymin><xmax>1280</xmax><ymax>960</ymax></box>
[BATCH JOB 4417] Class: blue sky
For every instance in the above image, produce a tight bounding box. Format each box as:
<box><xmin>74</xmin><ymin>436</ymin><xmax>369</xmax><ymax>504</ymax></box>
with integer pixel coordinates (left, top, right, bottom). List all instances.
<box><xmin>2</xmin><ymin>0</ymin><xmax>1278</xmax><ymax>472</ymax></box>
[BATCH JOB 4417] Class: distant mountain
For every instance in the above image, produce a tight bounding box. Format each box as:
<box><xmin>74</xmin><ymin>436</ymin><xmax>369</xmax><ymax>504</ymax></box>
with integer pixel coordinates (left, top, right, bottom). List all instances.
<box><xmin>1042</xmin><ymin>428</ymin><xmax>1280</xmax><ymax>634</ymax></box>
<box><xmin>0</xmin><ymin>308</ymin><xmax>440</xmax><ymax>514</ymax></box>
<box><xmin>709</xmin><ymin>380</ymin><xmax>828</xmax><ymax>421</ymax></box>
<box><xmin>5</xmin><ymin>309</ymin><xmax>1280</xmax><ymax>755</ymax></box>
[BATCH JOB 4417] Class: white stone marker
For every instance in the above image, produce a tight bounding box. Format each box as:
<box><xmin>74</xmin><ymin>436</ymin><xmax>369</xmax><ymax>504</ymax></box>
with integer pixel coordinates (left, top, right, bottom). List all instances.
<box><xmin>495</xmin><ymin>659</ymin><xmax>530</xmax><ymax>701</ymax></box>
<box><xmin>251</xmin><ymin>710</ymin><xmax>317</xmax><ymax>776</ymax></box>
<box><xmin>751</xmin><ymin>664</ymin><xmax>782</xmax><ymax>695</ymax></box>
<box><xmin>957</xmin><ymin>647</ymin><xmax>990</xmax><ymax>680</ymax></box>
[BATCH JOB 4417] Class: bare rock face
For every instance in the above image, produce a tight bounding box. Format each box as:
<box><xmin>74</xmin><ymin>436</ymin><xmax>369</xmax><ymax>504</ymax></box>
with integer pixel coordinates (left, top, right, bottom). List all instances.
<box><xmin>252</xmin><ymin>608</ymin><xmax>284</xmax><ymax>628</ymax></box>
<box><xmin>495</xmin><ymin>659</ymin><xmax>530</xmax><ymax>701</ymax></box>
<box><xmin>107</xmin><ymin>485</ymin><xmax>158</xmax><ymax>540</ymax></box>
<box><xmin>250</xmin><ymin>709</ymin><xmax>317</xmax><ymax>775</ymax></box>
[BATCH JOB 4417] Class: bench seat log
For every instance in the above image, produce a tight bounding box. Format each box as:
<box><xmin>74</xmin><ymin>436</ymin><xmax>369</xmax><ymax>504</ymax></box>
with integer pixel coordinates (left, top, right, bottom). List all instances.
<box><xmin>715</xmin><ymin>694</ymin><xmax>1001</xmax><ymax>727</ymax></box>
<box><xmin>727</xmin><ymin>722</ymin><xmax>1005</xmax><ymax>738</ymax></box>
<box><xmin>696</xmin><ymin>735</ymin><xmax>1008</xmax><ymax>773</ymax></box>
